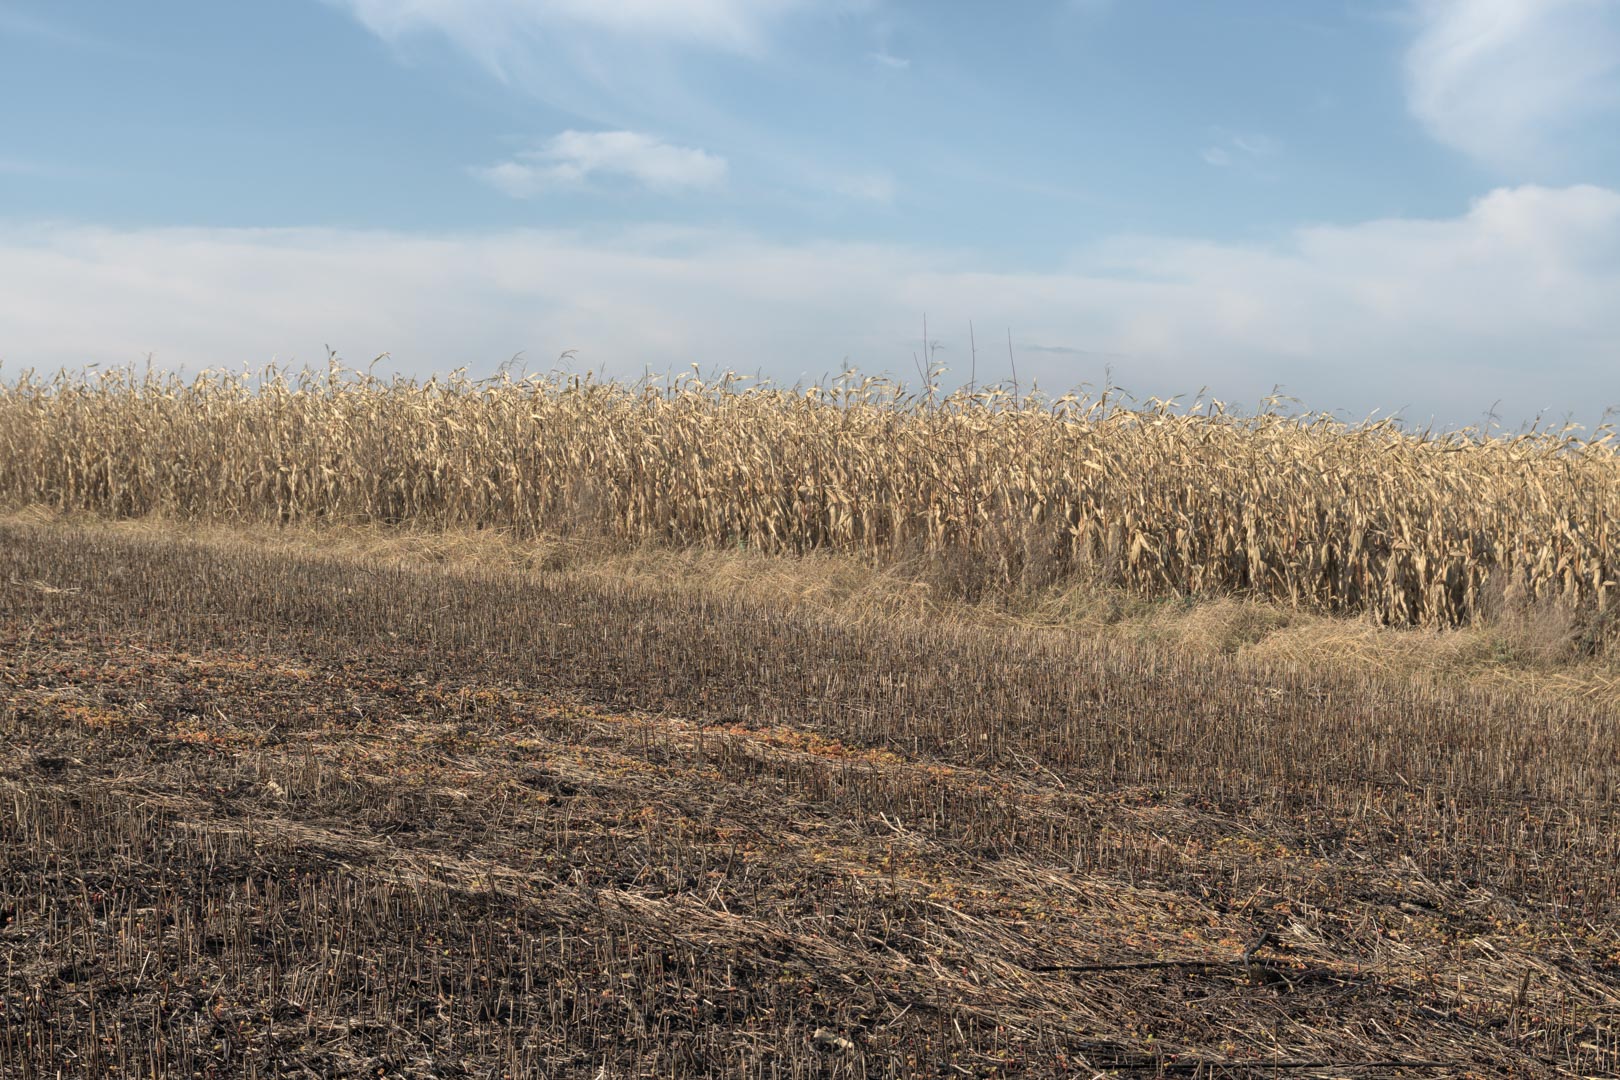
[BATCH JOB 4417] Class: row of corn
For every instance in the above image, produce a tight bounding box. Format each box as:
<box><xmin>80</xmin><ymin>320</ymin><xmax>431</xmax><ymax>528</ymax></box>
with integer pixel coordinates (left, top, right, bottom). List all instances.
<box><xmin>1</xmin><ymin>365</ymin><xmax>1615</xmax><ymax>627</ymax></box>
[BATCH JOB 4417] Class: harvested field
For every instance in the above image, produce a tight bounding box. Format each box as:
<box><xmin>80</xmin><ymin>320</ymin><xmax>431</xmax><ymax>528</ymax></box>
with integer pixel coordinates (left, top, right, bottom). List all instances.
<box><xmin>3</xmin><ymin>520</ymin><xmax>1618</xmax><ymax>1077</ymax></box>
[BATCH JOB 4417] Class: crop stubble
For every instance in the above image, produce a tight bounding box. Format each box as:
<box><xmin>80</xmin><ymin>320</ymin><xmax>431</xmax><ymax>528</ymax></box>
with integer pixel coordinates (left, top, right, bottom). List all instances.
<box><xmin>1</xmin><ymin>522</ymin><xmax>1618</xmax><ymax>1077</ymax></box>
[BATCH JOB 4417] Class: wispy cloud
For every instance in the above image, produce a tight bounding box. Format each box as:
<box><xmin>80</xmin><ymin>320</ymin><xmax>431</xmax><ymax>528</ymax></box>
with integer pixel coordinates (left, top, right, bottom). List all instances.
<box><xmin>867</xmin><ymin>49</ymin><xmax>909</xmax><ymax>70</ymax></box>
<box><xmin>331</xmin><ymin>0</ymin><xmax>883</xmax><ymax>208</ymax></box>
<box><xmin>1405</xmin><ymin>0</ymin><xmax>1620</xmax><ymax>170</ymax></box>
<box><xmin>4</xmin><ymin>186</ymin><xmax>1618</xmax><ymax>425</ymax></box>
<box><xmin>1201</xmin><ymin>130</ymin><xmax>1279</xmax><ymax>171</ymax></box>
<box><xmin>0</xmin><ymin>158</ymin><xmax>54</xmax><ymax>177</ymax></box>
<box><xmin>475</xmin><ymin>130</ymin><xmax>727</xmax><ymax>195</ymax></box>
<box><xmin>331</xmin><ymin>0</ymin><xmax>820</xmax><ymax>62</ymax></box>
<box><xmin>1019</xmin><ymin>343</ymin><xmax>1131</xmax><ymax>362</ymax></box>
<box><xmin>0</xmin><ymin>157</ymin><xmax>97</xmax><ymax>182</ymax></box>
<box><xmin>0</xmin><ymin>7</ymin><xmax>101</xmax><ymax>49</ymax></box>
<box><xmin>828</xmin><ymin>171</ymin><xmax>897</xmax><ymax>203</ymax></box>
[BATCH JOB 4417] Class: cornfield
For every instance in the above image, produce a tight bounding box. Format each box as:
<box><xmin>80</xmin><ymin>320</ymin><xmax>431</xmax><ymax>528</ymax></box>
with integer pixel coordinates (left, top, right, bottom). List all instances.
<box><xmin>2</xmin><ymin>363</ymin><xmax>1616</xmax><ymax>627</ymax></box>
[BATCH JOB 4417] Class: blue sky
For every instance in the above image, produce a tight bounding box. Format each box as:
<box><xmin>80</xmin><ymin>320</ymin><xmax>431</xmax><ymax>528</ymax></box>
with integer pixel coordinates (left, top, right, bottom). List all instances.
<box><xmin>3</xmin><ymin>0</ymin><xmax>1619</xmax><ymax>426</ymax></box>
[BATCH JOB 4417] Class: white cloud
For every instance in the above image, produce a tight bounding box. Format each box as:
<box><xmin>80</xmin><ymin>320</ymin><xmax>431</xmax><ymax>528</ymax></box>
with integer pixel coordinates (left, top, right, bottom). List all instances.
<box><xmin>3</xmin><ymin>185</ymin><xmax>1618</xmax><ymax>426</ymax></box>
<box><xmin>475</xmin><ymin>130</ymin><xmax>727</xmax><ymax>195</ymax></box>
<box><xmin>1405</xmin><ymin>0</ymin><xmax>1620</xmax><ymax>169</ymax></box>
<box><xmin>867</xmin><ymin>49</ymin><xmax>909</xmax><ymax>70</ymax></box>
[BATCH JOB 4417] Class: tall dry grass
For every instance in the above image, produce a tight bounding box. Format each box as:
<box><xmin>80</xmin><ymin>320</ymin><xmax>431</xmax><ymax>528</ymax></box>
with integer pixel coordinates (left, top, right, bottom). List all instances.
<box><xmin>1</xmin><ymin>362</ymin><xmax>1616</xmax><ymax>629</ymax></box>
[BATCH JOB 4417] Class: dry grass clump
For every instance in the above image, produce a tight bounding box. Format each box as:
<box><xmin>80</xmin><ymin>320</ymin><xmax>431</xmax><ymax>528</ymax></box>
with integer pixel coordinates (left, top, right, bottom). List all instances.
<box><xmin>1</xmin><ymin>363</ymin><xmax>1616</xmax><ymax>630</ymax></box>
